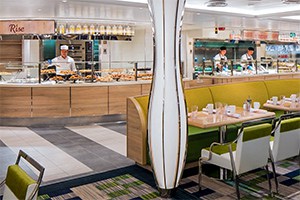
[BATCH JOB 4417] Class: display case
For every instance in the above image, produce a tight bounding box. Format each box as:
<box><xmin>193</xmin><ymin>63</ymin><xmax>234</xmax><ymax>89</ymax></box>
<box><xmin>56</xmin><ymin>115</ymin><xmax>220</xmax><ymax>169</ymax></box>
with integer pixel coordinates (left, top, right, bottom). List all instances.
<box><xmin>0</xmin><ymin>61</ymin><xmax>153</xmax><ymax>84</ymax></box>
<box><xmin>192</xmin><ymin>58</ymin><xmax>298</xmax><ymax>79</ymax></box>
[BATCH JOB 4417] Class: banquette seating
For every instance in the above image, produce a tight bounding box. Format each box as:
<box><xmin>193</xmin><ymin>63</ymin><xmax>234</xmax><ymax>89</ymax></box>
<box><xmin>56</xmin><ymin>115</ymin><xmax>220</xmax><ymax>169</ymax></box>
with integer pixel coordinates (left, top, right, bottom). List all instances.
<box><xmin>127</xmin><ymin>79</ymin><xmax>300</xmax><ymax>166</ymax></box>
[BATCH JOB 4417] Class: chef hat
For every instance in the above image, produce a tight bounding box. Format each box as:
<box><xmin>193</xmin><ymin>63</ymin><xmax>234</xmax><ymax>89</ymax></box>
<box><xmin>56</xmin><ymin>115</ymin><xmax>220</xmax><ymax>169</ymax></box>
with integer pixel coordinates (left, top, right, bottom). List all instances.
<box><xmin>60</xmin><ymin>45</ymin><xmax>69</xmax><ymax>50</ymax></box>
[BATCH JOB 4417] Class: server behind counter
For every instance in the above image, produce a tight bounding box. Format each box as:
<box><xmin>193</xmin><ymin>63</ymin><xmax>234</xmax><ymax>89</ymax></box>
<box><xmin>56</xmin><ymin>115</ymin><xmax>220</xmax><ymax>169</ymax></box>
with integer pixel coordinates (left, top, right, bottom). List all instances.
<box><xmin>213</xmin><ymin>46</ymin><xmax>228</xmax><ymax>73</ymax></box>
<box><xmin>240</xmin><ymin>47</ymin><xmax>255</xmax><ymax>71</ymax></box>
<box><xmin>51</xmin><ymin>45</ymin><xmax>77</xmax><ymax>73</ymax></box>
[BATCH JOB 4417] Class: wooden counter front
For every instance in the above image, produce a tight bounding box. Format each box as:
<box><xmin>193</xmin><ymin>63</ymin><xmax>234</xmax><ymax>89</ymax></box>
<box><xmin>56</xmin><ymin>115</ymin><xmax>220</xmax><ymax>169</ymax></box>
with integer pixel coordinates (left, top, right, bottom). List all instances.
<box><xmin>0</xmin><ymin>73</ymin><xmax>298</xmax><ymax>121</ymax></box>
<box><xmin>71</xmin><ymin>86</ymin><xmax>108</xmax><ymax>116</ymax></box>
<box><xmin>109</xmin><ymin>84</ymin><xmax>141</xmax><ymax>114</ymax></box>
<box><xmin>0</xmin><ymin>87</ymin><xmax>31</xmax><ymax>117</ymax></box>
<box><xmin>32</xmin><ymin>87</ymin><xmax>70</xmax><ymax>117</ymax></box>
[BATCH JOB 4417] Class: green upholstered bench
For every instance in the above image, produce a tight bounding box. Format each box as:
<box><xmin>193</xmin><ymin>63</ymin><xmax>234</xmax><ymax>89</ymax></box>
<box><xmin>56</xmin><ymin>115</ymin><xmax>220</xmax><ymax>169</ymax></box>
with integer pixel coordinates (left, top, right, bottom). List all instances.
<box><xmin>264</xmin><ymin>79</ymin><xmax>300</xmax><ymax>118</ymax></box>
<box><xmin>126</xmin><ymin>79</ymin><xmax>300</xmax><ymax>166</ymax></box>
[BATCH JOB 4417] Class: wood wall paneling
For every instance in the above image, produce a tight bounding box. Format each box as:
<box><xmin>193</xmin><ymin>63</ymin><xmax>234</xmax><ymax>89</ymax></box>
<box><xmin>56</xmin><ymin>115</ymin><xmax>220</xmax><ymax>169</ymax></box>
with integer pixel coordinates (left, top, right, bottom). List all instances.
<box><xmin>109</xmin><ymin>85</ymin><xmax>141</xmax><ymax>114</ymax></box>
<box><xmin>292</xmin><ymin>73</ymin><xmax>300</xmax><ymax>79</ymax></box>
<box><xmin>248</xmin><ymin>76</ymin><xmax>265</xmax><ymax>81</ymax></box>
<box><xmin>0</xmin><ymin>87</ymin><xmax>31</xmax><ymax>117</ymax></box>
<box><xmin>264</xmin><ymin>75</ymin><xmax>279</xmax><ymax>80</ymax></box>
<box><xmin>71</xmin><ymin>86</ymin><xmax>108</xmax><ymax>116</ymax></box>
<box><xmin>32</xmin><ymin>87</ymin><xmax>70</xmax><ymax>117</ymax></box>
<box><xmin>231</xmin><ymin>77</ymin><xmax>247</xmax><ymax>83</ymax></box>
<box><xmin>0</xmin><ymin>40</ymin><xmax>22</xmax><ymax>63</ymax></box>
<box><xmin>141</xmin><ymin>84</ymin><xmax>151</xmax><ymax>95</ymax></box>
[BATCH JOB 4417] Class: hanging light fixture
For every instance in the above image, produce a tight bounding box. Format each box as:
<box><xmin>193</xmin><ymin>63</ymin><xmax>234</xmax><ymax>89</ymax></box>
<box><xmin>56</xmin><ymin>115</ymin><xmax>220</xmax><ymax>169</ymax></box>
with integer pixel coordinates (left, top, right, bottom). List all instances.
<box><xmin>205</xmin><ymin>0</ymin><xmax>228</xmax><ymax>7</ymax></box>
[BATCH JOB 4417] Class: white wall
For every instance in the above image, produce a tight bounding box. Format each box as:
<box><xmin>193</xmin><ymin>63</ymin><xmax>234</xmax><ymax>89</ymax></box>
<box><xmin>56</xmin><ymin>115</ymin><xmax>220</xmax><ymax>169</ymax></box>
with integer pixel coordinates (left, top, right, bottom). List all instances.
<box><xmin>101</xmin><ymin>27</ymin><xmax>153</xmax><ymax>69</ymax></box>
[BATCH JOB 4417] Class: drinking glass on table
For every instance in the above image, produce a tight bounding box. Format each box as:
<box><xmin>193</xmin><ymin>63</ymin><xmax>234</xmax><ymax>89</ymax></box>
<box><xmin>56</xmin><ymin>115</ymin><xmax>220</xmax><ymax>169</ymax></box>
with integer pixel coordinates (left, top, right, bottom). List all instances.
<box><xmin>215</xmin><ymin>102</ymin><xmax>223</xmax><ymax>115</ymax></box>
<box><xmin>191</xmin><ymin>105</ymin><xmax>198</xmax><ymax>119</ymax></box>
<box><xmin>279</xmin><ymin>95</ymin><xmax>285</xmax><ymax>105</ymax></box>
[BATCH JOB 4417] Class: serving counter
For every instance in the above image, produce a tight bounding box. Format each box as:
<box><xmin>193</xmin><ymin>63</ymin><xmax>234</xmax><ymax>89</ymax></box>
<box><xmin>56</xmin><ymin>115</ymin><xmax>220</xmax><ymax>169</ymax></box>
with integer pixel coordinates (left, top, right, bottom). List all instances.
<box><xmin>0</xmin><ymin>72</ymin><xmax>299</xmax><ymax>126</ymax></box>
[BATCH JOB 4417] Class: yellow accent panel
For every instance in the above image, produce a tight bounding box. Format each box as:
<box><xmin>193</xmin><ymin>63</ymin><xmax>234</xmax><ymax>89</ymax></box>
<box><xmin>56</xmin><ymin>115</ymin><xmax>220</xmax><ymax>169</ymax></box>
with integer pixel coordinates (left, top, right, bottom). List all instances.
<box><xmin>135</xmin><ymin>95</ymin><xmax>149</xmax><ymax>118</ymax></box>
<box><xmin>185</xmin><ymin>87</ymin><xmax>214</xmax><ymax>111</ymax></box>
<box><xmin>209</xmin><ymin>81</ymin><xmax>268</xmax><ymax>106</ymax></box>
<box><xmin>264</xmin><ymin>79</ymin><xmax>300</xmax><ymax>98</ymax></box>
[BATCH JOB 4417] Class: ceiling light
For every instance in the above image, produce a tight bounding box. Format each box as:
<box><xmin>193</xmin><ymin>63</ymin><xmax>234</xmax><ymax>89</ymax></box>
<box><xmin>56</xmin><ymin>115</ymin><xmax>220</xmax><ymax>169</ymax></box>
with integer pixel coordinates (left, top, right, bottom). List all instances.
<box><xmin>282</xmin><ymin>0</ymin><xmax>300</xmax><ymax>4</ymax></box>
<box><xmin>281</xmin><ymin>15</ymin><xmax>300</xmax><ymax>20</ymax></box>
<box><xmin>205</xmin><ymin>0</ymin><xmax>228</xmax><ymax>7</ymax></box>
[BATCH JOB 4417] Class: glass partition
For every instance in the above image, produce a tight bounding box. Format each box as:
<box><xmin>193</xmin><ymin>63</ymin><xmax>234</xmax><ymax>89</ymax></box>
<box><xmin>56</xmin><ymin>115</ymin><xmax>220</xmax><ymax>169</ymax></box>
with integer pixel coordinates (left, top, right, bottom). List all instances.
<box><xmin>192</xmin><ymin>58</ymin><xmax>298</xmax><ymax>79</ymax></box>
<box><xmin>0</xmin><ymin>60</ymin><xmax>153</xmax><ymax>84</ymax></box>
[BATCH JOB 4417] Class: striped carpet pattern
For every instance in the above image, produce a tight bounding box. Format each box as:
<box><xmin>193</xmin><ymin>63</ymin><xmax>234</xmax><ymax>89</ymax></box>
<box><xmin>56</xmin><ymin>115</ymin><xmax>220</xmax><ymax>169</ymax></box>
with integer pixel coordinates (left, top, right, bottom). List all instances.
<box><xmin>38</xmin><ymin>157</ymin><xmax>299</xmax><ymax>200</ymax></box>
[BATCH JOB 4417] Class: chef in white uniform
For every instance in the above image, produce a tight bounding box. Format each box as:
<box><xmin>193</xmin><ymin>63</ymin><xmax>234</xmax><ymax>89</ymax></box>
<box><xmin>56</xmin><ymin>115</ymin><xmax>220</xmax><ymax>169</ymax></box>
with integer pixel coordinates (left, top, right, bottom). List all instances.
<box><xmin>213</xmin><ymin>46</ymin><xmax>228</xmax><ymax>73</ymax></box>
<box><xmin>240</xmin><ymin>47</ymin><xmax>255</xmax><ymax>71</ymax></box>
<box><xmin>51</xmin><ymin>45</ymin><xmax>76</xmax><ymax>73</ymax></box>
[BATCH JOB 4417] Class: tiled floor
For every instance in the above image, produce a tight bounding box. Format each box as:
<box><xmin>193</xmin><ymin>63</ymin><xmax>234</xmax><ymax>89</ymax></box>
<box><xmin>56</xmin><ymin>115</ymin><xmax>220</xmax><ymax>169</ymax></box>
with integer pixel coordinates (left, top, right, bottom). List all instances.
<box><xmin>0</xmin><ymin>122</ymin><xmax>134</xmax><ymax>186</ymax></box>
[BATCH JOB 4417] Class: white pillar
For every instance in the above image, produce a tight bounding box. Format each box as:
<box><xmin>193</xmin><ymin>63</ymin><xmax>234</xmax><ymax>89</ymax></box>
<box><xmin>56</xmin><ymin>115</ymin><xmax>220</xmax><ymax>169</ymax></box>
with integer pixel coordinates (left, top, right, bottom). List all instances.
<box><xmin>147</xmin><ymin>0</ymin><xmax>187</xmax><ymax>197</ymax></box>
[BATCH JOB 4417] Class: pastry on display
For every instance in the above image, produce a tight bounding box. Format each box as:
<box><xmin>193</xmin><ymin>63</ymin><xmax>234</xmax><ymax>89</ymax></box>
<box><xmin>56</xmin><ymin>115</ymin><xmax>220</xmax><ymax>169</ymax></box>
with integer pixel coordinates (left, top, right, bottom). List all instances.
<box><xmin>69</xmin><ymin>74</ymin><xmax>83</xmax><ymax>80</ymax></box>
<box><xmin>41</xmin><ymin>69</ymin><xmax>56</xmax><ymax>74</ymax></box>
<box><xmin>140</xmin><ymin>76</ymin><xmax>153</xmax><ymax>80</ymax></box>
<box><xmin>50</xmin><ymin>76</ymin><xmax>64</xmax><ymax>81</ymax></box>
<box><xmin>59</xmin><ymin>70</ymin><xmax>76</xmax><ymax>75</ymax></box>
<box><xmin>120</xmin><ymin>74</ymin><xmax>135</xmax><ymax>81</ymax></box>
<box><xmin>84</xmin><ymin>75</ymin><xmax>97</xmax><ymax>79</ymax></box>
<box><xmin>138</xmin><ymin>73</ymin><xmax>152</xmax><ymax>77</ymax></box>
<box><xmin>79</xmin><ymin>69</ymin><xmax>92</xmax><ymax>73</ymax></box>
<box><xmin>96</xmin><ymin>75</ymin><xmax>114</xmax><ymax>82</ymax></box>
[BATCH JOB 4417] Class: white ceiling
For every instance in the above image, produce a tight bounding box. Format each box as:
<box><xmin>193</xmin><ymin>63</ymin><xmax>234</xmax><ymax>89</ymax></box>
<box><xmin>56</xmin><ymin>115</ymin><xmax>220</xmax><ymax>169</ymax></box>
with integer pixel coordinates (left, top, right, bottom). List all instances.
<box><xmin>0</xmin><ymin>0</ymin><xmax>299</xmax><ymax>32</ymax></box>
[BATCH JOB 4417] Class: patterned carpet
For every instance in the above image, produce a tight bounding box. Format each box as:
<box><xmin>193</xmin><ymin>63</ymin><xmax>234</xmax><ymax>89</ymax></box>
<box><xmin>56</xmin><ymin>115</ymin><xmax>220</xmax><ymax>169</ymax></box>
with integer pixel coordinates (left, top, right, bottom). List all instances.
<box><xmin>37</xmin><ymin>157</ymin><xmax>299</xmax><ymax>200</ymax></box>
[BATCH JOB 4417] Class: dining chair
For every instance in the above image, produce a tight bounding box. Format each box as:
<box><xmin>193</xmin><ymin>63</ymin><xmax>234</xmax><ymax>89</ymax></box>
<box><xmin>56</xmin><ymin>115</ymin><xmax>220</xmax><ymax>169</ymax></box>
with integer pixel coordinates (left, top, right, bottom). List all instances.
<box><xmin>0</xmin><ymin>150</ymin><xmax>45</xmax><ymax>200</ymax></box>
<box><xmin>198</xmin><ymin>117</ymin><xmax>275</xmax><ymax>199</ymax></box>
<box><xmin>269</xmin><ymin>112</ymin><xmax>300</xmax><ymax>193</ymax></box>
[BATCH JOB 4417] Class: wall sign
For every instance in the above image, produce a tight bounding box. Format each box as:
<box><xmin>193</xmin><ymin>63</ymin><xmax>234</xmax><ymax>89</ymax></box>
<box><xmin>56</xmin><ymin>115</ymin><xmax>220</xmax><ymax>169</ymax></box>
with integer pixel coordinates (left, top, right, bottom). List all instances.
<box><xmin>0</xmin><ymin>20</ymin><xmax>55</xmax><ymax>35</ymax></box>
<box><xmin>242</xmin><ymin>30</ymin><xmax>279</xmax><ymax>41</ymax></box>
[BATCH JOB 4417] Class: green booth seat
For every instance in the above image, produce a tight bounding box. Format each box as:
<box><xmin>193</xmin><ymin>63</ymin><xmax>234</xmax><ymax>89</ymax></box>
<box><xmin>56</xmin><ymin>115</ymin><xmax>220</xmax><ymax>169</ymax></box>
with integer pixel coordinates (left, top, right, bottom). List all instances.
<box><xmin>127</xmin><ymin>79</ymin><xmax>299</xmax><ymax>167</ymax></box>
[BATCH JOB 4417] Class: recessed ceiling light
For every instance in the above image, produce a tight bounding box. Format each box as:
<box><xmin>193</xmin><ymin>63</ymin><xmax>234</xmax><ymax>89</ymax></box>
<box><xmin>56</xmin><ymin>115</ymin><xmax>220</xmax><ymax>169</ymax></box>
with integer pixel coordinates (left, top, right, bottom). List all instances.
<box><xmin>282</xmin><ymin>0</ymin><xmax>300</xmax><ymax>4</ymax></box>
<box><xmin>62</xmin><ymin>0</ymin><xmax>67</xmax><ymax>3</ymax></box>
<box><xmin>205</xmin><ymin>0</ymin><xmax>228</xmax><ymax>7</ymax></box>
<box><xmin>281</xmin><ymin>15</ymin><xmax>300</xmax><ymax>20</ymax></box>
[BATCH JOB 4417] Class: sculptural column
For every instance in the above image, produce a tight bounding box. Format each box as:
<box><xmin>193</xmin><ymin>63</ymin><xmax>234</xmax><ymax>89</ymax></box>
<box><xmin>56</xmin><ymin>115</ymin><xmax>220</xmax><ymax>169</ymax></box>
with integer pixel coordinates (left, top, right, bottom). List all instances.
<box><xmin>147</xmin><ymin>0</ymin><xmax>187</xmax><ymax>197</ymax></box>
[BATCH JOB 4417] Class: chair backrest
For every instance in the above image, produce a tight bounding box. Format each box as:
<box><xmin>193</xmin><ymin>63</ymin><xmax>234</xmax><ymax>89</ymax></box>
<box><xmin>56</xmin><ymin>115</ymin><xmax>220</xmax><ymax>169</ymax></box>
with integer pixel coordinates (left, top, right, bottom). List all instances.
<box><xmin>271</xmin><ymin>113</ymin><xmax>300</xmax><ymax>162</ymax></box>
<box><xmin>2</xmin><ymin>150</ymin><xmax>45</xmax><ymax>200</ymax></box>
<box><xmin>235</xmin><ymin>118</ymin><xmax>274</xmax><ymax>175</ymax></box>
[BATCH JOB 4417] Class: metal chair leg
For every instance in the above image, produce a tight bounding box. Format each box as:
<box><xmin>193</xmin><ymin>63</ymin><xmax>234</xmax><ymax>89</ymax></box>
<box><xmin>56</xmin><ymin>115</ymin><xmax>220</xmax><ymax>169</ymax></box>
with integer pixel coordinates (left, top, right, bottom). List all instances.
<box><xmin>198</xmin><ymin>158</ymin><xmax>203</xmax><ymax>191</ymax></box>
<box><xmin>270</xmin><ymin>159</ymin><xmax>279</xmax><ymax>193</ymax></box>
<box><xmin>235</xmin><ymin>175</ymin><xmax>240</xmax><ymax>200</ymax></box>
<box><xmin>265</xmin><ymin>165</ymin><xmax>272</xmax><ymax>195</ymax></box>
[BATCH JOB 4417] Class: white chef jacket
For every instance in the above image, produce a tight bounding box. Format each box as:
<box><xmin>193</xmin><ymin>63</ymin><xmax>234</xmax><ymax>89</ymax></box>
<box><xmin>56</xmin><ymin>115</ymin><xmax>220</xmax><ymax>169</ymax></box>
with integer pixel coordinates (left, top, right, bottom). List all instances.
<box><xmin>213</xmin><ymin>53</ymin><xmax>228</xmax><ymax>70</ymax></box>
<box><xmin>240</xmin><ymin>53</ymin><xmax>255</xmax><ymax>70</ymax></box>
<box><xmin>52</xmin><ymin>56</ymin><xmax>76</xmax><ymax>73</ymax></box>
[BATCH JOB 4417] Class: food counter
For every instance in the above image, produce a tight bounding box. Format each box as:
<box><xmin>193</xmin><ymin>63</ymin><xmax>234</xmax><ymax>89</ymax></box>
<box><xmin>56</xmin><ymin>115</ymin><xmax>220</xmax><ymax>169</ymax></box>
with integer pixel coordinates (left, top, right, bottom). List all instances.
<box><xmin>0</xmin><ymin>72</ymin><xmax>298</xmax><ymax>126</ymax></box>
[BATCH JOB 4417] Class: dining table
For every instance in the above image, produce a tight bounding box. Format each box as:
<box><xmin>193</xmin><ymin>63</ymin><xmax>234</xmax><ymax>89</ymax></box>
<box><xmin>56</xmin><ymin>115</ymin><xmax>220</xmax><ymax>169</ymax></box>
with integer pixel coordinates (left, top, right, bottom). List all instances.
<box><xmin>263</xmin><ymin>100</ymin><xmax>300</xmax><ymax>114</ymax></box>
<box><xmin>188</xmin><ymin>106</ymin><xmax>276</xmax><ymax>179</ymax></box>
<box><xmin>188</xmin><ymin>107</ymin><xmax>275</xmax><ymax>143</ymax></box>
